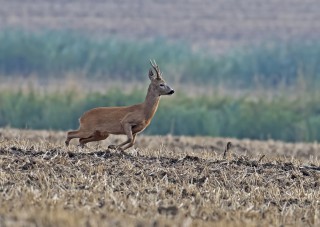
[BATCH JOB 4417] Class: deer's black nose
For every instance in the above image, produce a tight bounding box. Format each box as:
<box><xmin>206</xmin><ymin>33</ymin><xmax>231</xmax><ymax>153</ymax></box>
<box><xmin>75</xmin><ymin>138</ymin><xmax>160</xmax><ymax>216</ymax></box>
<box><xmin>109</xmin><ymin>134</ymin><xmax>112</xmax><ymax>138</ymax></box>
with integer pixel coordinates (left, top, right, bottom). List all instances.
<box><xmin>168</xmin><ymin>90</ymin><xmax>175</xmax><ymax>95</ymax></box>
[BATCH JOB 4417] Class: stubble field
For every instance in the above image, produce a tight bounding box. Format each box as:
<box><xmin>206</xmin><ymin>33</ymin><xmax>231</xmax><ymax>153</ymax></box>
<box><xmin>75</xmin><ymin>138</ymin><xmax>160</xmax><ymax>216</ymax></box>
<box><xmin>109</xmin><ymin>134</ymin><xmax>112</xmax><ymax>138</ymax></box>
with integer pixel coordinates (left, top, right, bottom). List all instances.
<box><xmin>0</xmin><ymin>128</ymin><xmax>319</xmax><ymax>226</ymax></box>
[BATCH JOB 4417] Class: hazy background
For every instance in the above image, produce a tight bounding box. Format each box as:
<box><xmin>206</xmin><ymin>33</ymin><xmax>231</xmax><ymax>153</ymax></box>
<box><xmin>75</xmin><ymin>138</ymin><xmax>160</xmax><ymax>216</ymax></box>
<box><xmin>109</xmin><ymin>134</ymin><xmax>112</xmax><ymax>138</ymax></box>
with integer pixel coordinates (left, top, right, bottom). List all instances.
<box><xmin>1</xmin><ymin>0</ymin><xmax>320</xmax><ymax>142</ymax></box>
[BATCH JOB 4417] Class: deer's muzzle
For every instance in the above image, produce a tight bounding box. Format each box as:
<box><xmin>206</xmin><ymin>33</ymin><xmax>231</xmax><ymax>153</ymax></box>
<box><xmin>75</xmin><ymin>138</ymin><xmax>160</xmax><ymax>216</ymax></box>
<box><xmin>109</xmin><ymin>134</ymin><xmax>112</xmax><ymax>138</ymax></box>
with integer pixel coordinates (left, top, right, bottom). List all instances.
<box><xmin>168</xmin><ymin>90</ymin><xmax>175</xmax><ymax>95</ymax></box>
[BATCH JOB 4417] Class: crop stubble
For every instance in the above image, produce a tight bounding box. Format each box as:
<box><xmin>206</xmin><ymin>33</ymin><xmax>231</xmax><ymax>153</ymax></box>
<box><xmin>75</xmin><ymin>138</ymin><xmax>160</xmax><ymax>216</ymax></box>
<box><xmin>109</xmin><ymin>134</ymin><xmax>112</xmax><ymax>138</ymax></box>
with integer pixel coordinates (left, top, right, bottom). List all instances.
<box><xmin>0</xmin><ymin>129</ymin><xmax>319</xmax><ymax>226</ymax></box>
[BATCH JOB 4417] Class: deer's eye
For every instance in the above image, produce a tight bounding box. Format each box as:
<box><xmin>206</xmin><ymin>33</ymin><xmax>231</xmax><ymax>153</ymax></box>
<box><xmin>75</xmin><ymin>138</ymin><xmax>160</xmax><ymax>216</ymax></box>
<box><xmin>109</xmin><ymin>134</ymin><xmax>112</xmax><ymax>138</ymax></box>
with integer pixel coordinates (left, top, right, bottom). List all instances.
<box><xmin>159</xmin><ymin>84</ymin><xmax>165</xmax><ymax>87</ymax></box>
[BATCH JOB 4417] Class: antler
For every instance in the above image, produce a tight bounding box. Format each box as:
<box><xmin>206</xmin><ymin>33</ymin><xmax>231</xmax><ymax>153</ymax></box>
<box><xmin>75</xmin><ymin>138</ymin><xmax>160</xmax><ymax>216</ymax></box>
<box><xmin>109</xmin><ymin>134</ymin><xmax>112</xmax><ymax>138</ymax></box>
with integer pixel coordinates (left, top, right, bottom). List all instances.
<box><xmin>149</xmin><ymin>59</ymin><xmax>162</xmax><ymax>79</ymax></box>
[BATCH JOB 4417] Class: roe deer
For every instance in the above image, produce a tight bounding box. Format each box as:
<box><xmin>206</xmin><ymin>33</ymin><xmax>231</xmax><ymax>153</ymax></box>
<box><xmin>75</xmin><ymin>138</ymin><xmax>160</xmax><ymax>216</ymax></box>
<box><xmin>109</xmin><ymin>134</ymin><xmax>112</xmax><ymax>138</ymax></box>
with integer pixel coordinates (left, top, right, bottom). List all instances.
<box><xmin>65</xmin><ymin>60</ymin><xmax>174</xmax><ymax>151</ymax></box>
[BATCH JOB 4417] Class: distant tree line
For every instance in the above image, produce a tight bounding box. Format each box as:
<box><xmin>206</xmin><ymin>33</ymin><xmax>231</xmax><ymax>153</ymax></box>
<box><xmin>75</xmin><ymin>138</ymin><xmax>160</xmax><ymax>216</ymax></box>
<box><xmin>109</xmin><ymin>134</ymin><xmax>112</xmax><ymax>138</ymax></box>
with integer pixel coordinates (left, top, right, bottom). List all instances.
<box><xmin>0</xmin><ymin>29</ymin><xmax>320</xmax><ymax>88</ymax></box>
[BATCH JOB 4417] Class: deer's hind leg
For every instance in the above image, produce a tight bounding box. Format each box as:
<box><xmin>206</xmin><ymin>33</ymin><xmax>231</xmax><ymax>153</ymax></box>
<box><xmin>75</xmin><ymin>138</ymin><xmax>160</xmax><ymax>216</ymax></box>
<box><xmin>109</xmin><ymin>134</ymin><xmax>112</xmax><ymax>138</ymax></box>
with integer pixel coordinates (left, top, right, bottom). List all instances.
<box><xmin>65</xmin><ymin>129</ymin><xmax>92</xmax><ymax>146</ymax></box>
<box><xmin>79</xmin><ymin>130</ymin><xmax>109</xmax><ymax>148</ymax></box>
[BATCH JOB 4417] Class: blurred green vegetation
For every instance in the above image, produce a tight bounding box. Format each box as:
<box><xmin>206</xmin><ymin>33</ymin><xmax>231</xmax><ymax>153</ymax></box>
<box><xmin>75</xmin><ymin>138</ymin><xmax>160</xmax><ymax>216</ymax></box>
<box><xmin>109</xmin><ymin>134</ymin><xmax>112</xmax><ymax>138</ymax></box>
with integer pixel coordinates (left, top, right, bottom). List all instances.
<box><xmin>1</xmin><ymin>89</ymin><xmax>320</xmax><ymax>142</ymax></box>
<box><xmin>1</xmin><ymin>29</ymin><xmax>320</xmax><ymax>141</ymax></box>
<box><xmin>1</xmin><ymin>29</ymin><xmax>320</xmax><ymax>87</ymax></box>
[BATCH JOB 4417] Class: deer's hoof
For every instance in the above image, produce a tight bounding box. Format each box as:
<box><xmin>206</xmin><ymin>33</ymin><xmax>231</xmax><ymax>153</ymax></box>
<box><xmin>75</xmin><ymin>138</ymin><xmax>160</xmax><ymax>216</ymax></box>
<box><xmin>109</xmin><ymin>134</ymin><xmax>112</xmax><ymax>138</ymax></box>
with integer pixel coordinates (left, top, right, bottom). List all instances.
<box><xmin>65</xmin><ymin>141</ymin><xmax>69</xmax><ymax>147</ymax></box>
<box><xmin>117</xmin><ymin>147</ymin><xmax>124</xmax><ymax>152</ymax></box>
<box><xmin>78</xmin><ymin>144</ymin><xmax>86</xmax><ymax>149</ymax></box>
<box><xmin>108</xmin><ymin>145</ymin><xmax>117</xmax><ymax>150</ymax></box>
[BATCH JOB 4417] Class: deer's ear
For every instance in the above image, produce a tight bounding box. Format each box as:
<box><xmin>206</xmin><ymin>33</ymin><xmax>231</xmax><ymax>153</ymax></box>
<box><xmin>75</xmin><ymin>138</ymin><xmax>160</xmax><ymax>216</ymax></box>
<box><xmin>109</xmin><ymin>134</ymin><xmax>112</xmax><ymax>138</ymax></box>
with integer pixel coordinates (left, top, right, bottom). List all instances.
<box><xmin>148</xmin><ymin>69</ymin><xmax>155</xmax><ymax>80</ymax></box>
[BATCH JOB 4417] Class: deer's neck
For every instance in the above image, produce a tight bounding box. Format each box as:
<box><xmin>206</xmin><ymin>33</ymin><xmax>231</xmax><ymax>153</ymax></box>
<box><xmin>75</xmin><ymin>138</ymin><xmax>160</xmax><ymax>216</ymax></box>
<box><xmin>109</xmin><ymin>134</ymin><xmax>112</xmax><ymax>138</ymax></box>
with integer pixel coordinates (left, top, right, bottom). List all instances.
<box><xmin>143</xmin><ymin>85</ymin><xmax>160</xmax><ymax>121</ymax></box>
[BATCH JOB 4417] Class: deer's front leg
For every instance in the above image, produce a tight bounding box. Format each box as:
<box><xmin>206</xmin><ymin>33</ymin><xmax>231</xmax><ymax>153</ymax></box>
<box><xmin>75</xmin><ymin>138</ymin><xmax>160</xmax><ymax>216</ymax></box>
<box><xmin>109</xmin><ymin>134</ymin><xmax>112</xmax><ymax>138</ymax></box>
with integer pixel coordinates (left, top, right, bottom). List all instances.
<box><xmin>122</xmin><ymin>133</ymin><xmax>137</xmax><ymax>150</ymax></box>
<box><xmin>108</xmin><ymin>123</ymin><xmax>134</xmax><ymax>151</ymax></box>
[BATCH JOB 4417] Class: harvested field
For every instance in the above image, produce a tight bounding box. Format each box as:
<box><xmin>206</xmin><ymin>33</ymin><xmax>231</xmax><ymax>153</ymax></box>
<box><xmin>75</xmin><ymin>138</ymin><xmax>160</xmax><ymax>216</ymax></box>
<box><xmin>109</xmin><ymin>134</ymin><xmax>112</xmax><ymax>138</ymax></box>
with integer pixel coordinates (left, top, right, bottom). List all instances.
<box><xmin>0</xmin><ymin>128</ymin><xmax>319</xmax><ymax>226</ymax></box>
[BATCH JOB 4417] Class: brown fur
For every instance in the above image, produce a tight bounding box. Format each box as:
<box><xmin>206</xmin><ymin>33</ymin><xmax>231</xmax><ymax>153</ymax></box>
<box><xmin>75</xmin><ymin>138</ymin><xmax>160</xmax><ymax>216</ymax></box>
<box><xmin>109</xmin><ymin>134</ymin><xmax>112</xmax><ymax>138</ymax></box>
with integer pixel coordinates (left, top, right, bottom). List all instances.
<box><xmin>65</xmin><ymin>60</ymin><xmax>174</xmax><ymax>150</ymax></box>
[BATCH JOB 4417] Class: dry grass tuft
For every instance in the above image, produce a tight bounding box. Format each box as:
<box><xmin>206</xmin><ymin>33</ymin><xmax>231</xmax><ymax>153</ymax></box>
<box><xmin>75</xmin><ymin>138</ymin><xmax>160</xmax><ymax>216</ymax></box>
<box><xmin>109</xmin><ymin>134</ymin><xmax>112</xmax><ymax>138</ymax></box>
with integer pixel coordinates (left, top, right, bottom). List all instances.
<box><xmin>1</xmin><ymin>128</ymin><xmax>319</xmax><ymax>226</ymax></box>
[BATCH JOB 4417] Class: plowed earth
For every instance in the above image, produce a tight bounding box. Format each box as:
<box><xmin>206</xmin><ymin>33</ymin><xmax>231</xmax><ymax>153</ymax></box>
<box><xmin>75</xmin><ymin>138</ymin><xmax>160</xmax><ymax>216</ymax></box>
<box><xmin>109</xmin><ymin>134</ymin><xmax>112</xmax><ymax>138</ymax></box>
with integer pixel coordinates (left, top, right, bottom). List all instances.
<box><xmin>0</xmin><ymin>129</ymin><xmax>319</xmax><ymax>226</ymax></box>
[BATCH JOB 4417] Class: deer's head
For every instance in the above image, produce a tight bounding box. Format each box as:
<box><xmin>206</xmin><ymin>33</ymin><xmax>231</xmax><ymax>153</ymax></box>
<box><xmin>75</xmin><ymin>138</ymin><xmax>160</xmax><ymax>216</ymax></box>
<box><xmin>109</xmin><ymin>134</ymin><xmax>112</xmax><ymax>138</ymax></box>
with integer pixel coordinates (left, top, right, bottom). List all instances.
<box><xmin>148</xmin><ymin>60</ymin><xmax>175</xmax><ymax>96</ymax></box>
